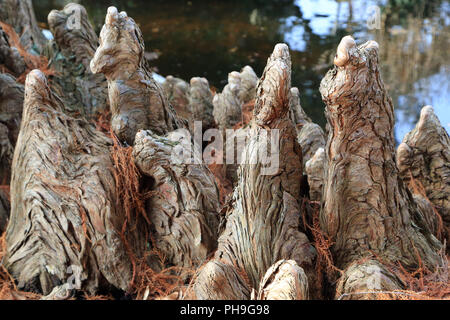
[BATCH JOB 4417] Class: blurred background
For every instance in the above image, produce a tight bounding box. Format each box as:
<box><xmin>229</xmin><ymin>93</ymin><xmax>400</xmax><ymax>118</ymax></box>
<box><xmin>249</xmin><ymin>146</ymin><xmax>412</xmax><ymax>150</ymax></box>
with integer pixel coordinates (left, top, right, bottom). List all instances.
<box><xmin>33</xmin><ymin>0</ymin><xmax>449</xmax><ymax>143</ymax></box>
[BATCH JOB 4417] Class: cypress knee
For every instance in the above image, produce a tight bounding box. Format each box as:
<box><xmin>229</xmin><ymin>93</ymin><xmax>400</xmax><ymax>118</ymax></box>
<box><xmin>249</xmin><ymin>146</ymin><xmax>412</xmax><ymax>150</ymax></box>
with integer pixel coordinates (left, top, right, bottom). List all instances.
<box><xmin>397</xmin><ymin>105</ymin><xmax>450</xmax><ymax>248</ymax></box>
<box><xmin>3</xmin><ymin>70</ymin><xmax>135</xmax><ymax>296</ymax></box>
<box><xmin>319</xmin><ymin>36</ymin><xmax>442</xmax><ymax>298</ymax></box>
<box><xmin>45</xmin><ymin>3</ymin><xmax>109</xmax><ymax>118</ymax></box>
<box><xmin>188</xmin><ymin>44</ymin><xmax>315</xmax><ymax>300</ymax></box>
<box><xmin>90</xmin><ymin>7</ymin><xmax>181</xmax><ymax>145</ymax></box>
<box><xmin>132</xmin><ymin>129</ymin><xmax>221</xmax><ymax>270</ymax></box>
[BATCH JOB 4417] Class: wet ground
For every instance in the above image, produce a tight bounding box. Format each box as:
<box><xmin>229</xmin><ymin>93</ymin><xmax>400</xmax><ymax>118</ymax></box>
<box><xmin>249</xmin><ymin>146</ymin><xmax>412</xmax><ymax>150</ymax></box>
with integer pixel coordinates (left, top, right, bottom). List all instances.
<box><xmin>34</xmin><ymin>0</ymin><xmax>449</xmax><ymax>143</ymax></box>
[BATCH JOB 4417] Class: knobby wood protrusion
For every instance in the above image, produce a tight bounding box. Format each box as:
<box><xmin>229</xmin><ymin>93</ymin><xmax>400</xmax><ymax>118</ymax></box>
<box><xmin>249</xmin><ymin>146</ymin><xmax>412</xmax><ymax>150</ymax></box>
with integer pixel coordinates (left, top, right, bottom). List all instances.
<box><xmin>254</xmin><ymin>260</ymin><xmax>309</xmax><ymax>300</ymax></box>
<box><xmin>162</xmin><ymin>75</ymin><xmax>189</xmax><ymax>120</ymax></box>
<box><xmin>188</xmin><ymin>44</ymin><xmax>315</xmax><ymax>300</ymax></box>
<box><xmin>162</xmin><ymin>76</ymin><xmax>214</xmax><ymax>134</ymax></box>
<box><xmin>238</xmin><ymin>65</ymin><xmax>258</xmax><ymax>105</ymax></box>
<box><xmin>3</xmin><ymin>70</ymin><xmax>135</xmax><ymax>296</ymax></box>
<box><xmin>213</xmin><ymin>65</ymin><xmax>258</xmax><ymax>131</ymax></box>
<box><xmin>0</xmin><ymin>0</ymin><xmax>46</xmax><ymax>53</ymax></box>
<box><xmin>0</xmin><ymin>73</ymin><xmax>24</xmax><ymax>183</ymax></box>
<box><xmin>44</xmin><ymin>3</ymin><xmax>109</xmax><ymax>119</ymax></box>
<box><xmin>397</xmin><ymin>105</ymin><xmax>450</xmax><ymax>248</ymax></box>
<box><xmin>212</xmin><ymin>66</ymin><xmax>258</xmax><ymax>185</ymax></box>
<box><xmin>132</xmin><ymin>129</ymin><xmax>220</xmax><ymax>270</ymax></box>
<box><xmin>289</xmin><ymin>87</ymin><xmax>326</xmax><ymax>172</ymax></box>
<box><xmin>187</xmin><ymin>77</ymin><xmax>216</xmax><ymax>133</ymax></box>
<box><xmin>305</xmin><ymin>147</ymin><xmax>325</xmax><ymax>202</ymax></box>
<box><xmin>91</xmin><ymin>7</ymin><xmax>181</xmax><ymax>145</ymax></box>
<box><xmin>0</xmin><ymin>26</ymin><xmax>27</xmax><ymax>76</ymax></box>
<box><xmin>319</xmin><ymin>36</ymin><xmax>442</xmax><ymax>298</ymax></box>
<box><xmin>213</xmin><ymin>71</ymin><xmax>243</xmax><ymax>131</ymax></box>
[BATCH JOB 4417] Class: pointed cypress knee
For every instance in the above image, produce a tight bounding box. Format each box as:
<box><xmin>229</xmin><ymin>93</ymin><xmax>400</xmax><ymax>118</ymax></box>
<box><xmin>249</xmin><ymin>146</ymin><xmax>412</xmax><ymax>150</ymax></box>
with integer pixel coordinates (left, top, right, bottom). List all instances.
<box><xmin>320</xmin><ymin>36</ymin><xmax>442</xmax><ymax>298</ymax></box>
<box><xmin>187</xmin><ymin>44</ymin><xmax>315</xmax><ymax>300</ymax></box>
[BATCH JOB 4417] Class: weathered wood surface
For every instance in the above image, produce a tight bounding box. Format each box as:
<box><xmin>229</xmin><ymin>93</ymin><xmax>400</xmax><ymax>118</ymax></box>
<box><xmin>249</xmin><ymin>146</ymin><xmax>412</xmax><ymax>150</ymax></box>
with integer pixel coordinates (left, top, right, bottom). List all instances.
<box><xmin>213</xmin><ymin>66</ymin><xmax>258</xmax><ymax>131</ymax></box>
<box><xmin>0</xmin><ymin>0</ymin><xmax>46</xmax><ymax>53</ymax></box>
<box><xmin>289</xmin><ymin>87</ymin><xmax>325</xmax><ymax>172</ymax></box>
<box><xmin>162</xmin><ymin>76</ymin><xmax>214</xmax><ymax>134</ymax></box>
<box><xmin>254</xmin><ymin>260</ymin><xmax>309</xmax><ymax>300</ymax></box>
<box><xmin>3</xmin><ymin>70</ymin><xmax>134</xmax><ymax>295</ymax></box>
<box><xmin>132</xmin><ymin>129</ymin><xmax>221</xmax><ymax>270</ymax></box>
<box><xmin>238</xmin><ymin>65</ymin><xmax>258</xmax><ymax>105</ymax></box>
<box><xmin>212</xmin><ymin>66</ymin><xmax>258</xmax><ymax>185</ymax></box>
<box><xmin>44</xmin><ymin>3</ymin><xmax>108</xmax><ymax>119</ymax></box>
<box><xmin>0</xmin><ymin>26</ymin><xmax>27</xmax><ymax>76</ymax></box>
<box><xmin>0</xmin><ymin>189</ymin><xmax>9</xmax><ymax>233</ymax></box>
<box><xmin>213</xmin><ymin>71</ymin><xmax>243</xmax><ymax>131</ymax></box>
<box><xmin>305</xmin><ymin>147</ymin><xmax>325</xmax><ymax>202</ymax></box>
<box><xmin>0</xmin><ymin>73</ymin><xmax>24</xmax><ymax>183</ymax></box>
<box><xmin>188</xmin><ymin>44</ymin><xmax>315</xmax><ymax>300</ymax></box>
<box><xmin>187</xmin><ymin>77</ymin><xmax>215</xmax><ymax>133</ymax></box>
<box><xmin>162</xmin><ymin>75</ymin><xmax>189</xmax><ymax>120</ymax></box>
<box><xmin>397</xmin><ymin>105</ymin><xmax>450</xmax><ymax>247</ymax></box>
<box><xmin>319</xmin><ymin>36</ymin><xmax>442</xmax><ymax>298</ymax></box>
<box><xmin>91</xmin><ymin>7</ymin><xmax>181</xmax><ymax>145</ymax></box>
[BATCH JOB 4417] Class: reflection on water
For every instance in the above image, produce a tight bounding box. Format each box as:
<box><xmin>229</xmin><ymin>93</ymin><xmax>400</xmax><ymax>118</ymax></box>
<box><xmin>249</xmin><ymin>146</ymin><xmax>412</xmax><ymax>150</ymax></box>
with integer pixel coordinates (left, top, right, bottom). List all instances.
<box><xmin>34</xmin><ymin>0</ymin><xmax>449</xmax><ymax>142</ymax></box>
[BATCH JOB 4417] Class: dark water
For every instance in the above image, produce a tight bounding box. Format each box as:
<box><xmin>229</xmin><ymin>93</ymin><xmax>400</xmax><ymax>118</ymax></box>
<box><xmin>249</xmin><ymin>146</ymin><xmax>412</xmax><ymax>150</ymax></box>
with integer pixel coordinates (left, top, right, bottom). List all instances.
<box><xmin>34</xmin><ymin>0</ymin><xmax>449</xmax><ymax>143</ymax></box>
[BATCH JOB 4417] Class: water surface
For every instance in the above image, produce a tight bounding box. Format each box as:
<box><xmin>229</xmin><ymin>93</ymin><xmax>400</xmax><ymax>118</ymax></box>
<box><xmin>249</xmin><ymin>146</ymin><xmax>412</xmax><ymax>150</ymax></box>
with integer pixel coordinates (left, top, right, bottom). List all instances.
<box><xmin>35</xmin><ymin>0</ymin><xmax>450</xmax><ymax>143</ymax></box>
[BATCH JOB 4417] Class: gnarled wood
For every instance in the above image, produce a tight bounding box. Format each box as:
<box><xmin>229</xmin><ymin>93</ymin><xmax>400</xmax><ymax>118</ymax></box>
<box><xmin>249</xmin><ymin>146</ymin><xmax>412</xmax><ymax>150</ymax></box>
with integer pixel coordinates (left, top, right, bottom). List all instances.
<box><xmin>3</xmin><ymin>70</ymin><xmax>133</xmax><ymax>295</ymax></box>
<box><xmin>132</xmin><ymin>129</ymin><xmax>220</xmax><ymax>270</ymax></box>
<box><xmin>162</xmin><ymin>76</ymin><xmax>214</xmax><ymax>134</ymax></box>
<box><xmin>238</xmin><ymin>65</ymin><xmax>258</xmax><ymax>104</ymax></box>
<box><xmin>162</xmin><ymin>75</ymin><xmax>189</xmax><ymax>120</ymax></box>
<box><xmin>44</xmin><ymin>3</ymin><xmax>108</xmax><ymax>119</ymax></box>
<box><xmin>305</xmin><ymin>147</ymin><xmax>325</xmax><ymax>202</ymax></box>
<box><xmin>212</xmin><ymin>65</ymin><xmax>258</xmax><ymax>130</ymax></box>
<box><xmin>0</xmin><ymin>189</ymin><xmax>9</xmax><ymax>233</ymax></box>
<box><xmin>91</xmin><ymin>7</ymin><xmax>181</xmax><ymax>145</ymax></box>
<box><xmin>187</xmin><ymin>77</ymin><xmax>215</xmax><ymax>133</ymax></box>
<box><xmin>187</xmin><ymin>260</ymin><xmax>250</xmax><ymax>300</ymax></box>
<box><xmin>0</xmin><ymin>26</ymin><xmax>26</xmax><ymax>76</ymax></box>
<box><xmin>255</xmin><ymin>260</ymin><xmax>309</xmax><ymax>300</ymax></box>
<box><xmin>0</xmin><ymin>73</ymin><xmax>24</xmax><ymax>183</ymax></box>
<box><xmin>397</xmin><ymin>106</ymin><xmax>450</xmax><ymax>247</ymax></box>
<box><xmin>0</xmin><ymin>0</ymin><xmax>46</xmax><ymax>53</ymax></box>
<box><xmin>213</xmin><ymin>71</ymin><xmax>242</xmax><ymax>131</ymax></box>
<box><xmin>189</xmin><ymin>44</ymin><xmax>315</xmax><ymax>300</ymax></box>
<box><xmin>319</xmin><ymin>36</ymin><xmax>442</xmax><ymax>298</ymax></box>
<box><xmin>335</xmin><ymin>260</ymin><xmax>404</xmax><ymax>300</ymax></box>
<box><xmin>212</xmin><ymin>67</ymin><xmax>258</xmax><ymax>185</ymax></box>
<box><xmin>289</xmin><ymin>87</ymin><xmax>325</xmax><ymax>172</ymax></box>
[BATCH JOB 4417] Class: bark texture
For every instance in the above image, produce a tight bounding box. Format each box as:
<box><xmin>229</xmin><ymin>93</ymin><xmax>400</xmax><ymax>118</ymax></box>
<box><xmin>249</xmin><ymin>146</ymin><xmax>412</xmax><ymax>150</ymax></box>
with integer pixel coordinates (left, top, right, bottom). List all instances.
<box><xmin>397</xmin><ymin>106</ymin><xmax>450</xmax><ymax>246</ymax></box>
<box><xmin>90</xmin><ymin>7</ymin><xmax>181</xmax><ymax>145</ymax></box>
<box><xmin>132</xmin><ymin>129</ymin><xmax>220</xmax><ymax>270</ymax></box>
<box><xmin>187</xmin><ymin>77</ymin><xmax>215</xmax><ymax>133</ymax></box>
<box><xmin>0</xmin><ymin>189</ymin><xmax>9</xmax><ymax>233</ymax></box>
<box><xmin>3</xmin><ymin>70</ymin><xmax>133</xmax><ymax>295</ymax></box>
<box><xmin>44</xmin><ymin>3</ymin><xmax>109</xmax><ymax>119</ymax></box>
<box><xmin>162</xmin><ymin>76</ymin><xmax>214</xmax><ymax>134</ymax></box>
<box><xmin>238</xmin><ymin>65</ymin><xmax>258</xmax><ymax>104</ymax></box>
<box><xmin>162</xmin><ymin>75</ymin><xmax>189</xmax><ymax>120</ymax></box>
<box><xmin>212</xmin><ymin>71</ymin><xmax>242</xmax><ymax>131</ymax></box>
<box><xmin>0</xmin><ymin>0</ymin><xmax>46</xmax><ymax>52</ymax></box>
<box><xmin>319</xmin><ymin>36</ymin><xmax>442</xmax><ymax>298</ymax></box>
<box><xmin>0</xmin><ymin>73</ymin><xmax>24</xmax><ymax>183</ymax></box>
<box><xmin>0</xmin><ymin>26</ymin><xmax>27</xmax><ymax>76</ymax></box>
<box><xmin>289</xmin><ymin>87</ymin><xmax>325</xmax><ymax>172</ymax></box>
<box><xmin>212</xmin><ymin>65</ymin><xmax>258</xmax><ymax>130</ymax></box>
<box><xmin>212</xmin><ymin>66</ymin><xmax>258</xmax><ymax>185</ymax></box>
<box><xmin>305</xmin><ymin>147</ymin><xmax>325</xmax><ymax>202</ymax></box>
<box><xmin>254</xmin><ymin>260</ymin><xmax>309</xmax><ymax>300</ymax></box>
<box><xmin>189</xmin><ymin>44</ymin><xmax>315</xmax><ymax>300</ymax></box>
